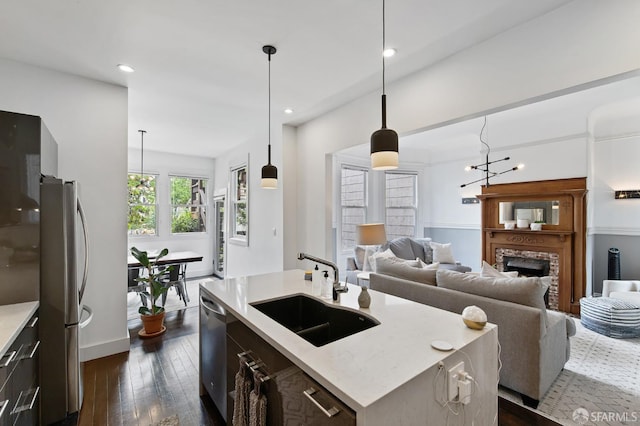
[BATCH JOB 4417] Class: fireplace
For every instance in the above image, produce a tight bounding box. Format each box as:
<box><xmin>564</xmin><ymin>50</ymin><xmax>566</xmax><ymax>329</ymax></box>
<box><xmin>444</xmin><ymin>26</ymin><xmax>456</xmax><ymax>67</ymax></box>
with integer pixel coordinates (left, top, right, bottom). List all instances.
<box><xmin>478</xmin><ymin>178</ymin><xmax>587</xmax><ymax>314</ymax></box>
<box><xmin>497</xmin><ymin>250</ymin><xmax>557</xmax><ymax>309</ymax></box>
<box><xmin>503</xmin><ymin>256</ymin><xmax>550</xmax><ymax>277</ymax></box>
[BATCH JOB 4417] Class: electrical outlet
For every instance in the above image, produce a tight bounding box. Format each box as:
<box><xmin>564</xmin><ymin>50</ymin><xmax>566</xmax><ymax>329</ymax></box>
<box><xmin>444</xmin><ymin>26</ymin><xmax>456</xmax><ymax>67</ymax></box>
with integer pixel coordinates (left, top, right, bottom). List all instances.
<box><xmin>447</xmin><ymin>361</ymin><xmax>465</xmax><ymax>401</ymax></box>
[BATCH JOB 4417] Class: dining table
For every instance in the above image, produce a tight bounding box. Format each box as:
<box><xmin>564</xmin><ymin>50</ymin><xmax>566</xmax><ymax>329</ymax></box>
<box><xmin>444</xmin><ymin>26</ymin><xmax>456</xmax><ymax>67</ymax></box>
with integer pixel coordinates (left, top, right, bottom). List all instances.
<box><xmin>127</xmin><ymin>250</ymin><xmax>203</xmax><ymax>268</ymax></box>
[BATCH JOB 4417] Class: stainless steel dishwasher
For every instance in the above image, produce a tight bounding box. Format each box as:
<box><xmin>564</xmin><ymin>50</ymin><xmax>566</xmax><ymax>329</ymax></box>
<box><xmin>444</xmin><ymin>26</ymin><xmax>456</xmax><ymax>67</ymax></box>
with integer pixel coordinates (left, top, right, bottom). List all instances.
<box><xmin>199</xmin><ymin>287</ymin><xmax>228</xmax><ymax>421</ymax></box>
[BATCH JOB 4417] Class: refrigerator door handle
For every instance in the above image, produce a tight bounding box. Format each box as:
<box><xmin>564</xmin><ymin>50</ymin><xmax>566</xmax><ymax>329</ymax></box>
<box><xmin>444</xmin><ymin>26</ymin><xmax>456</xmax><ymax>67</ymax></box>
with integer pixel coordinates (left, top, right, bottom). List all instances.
<box><xmin>79</xmin><ymin>305</ymin><xmax>93</xmax><ymax>329</ymax></box>
<box><xmin>77</xmin><ymin>198</ymin><xmax>89</xmax><ymax>303</ymax></box>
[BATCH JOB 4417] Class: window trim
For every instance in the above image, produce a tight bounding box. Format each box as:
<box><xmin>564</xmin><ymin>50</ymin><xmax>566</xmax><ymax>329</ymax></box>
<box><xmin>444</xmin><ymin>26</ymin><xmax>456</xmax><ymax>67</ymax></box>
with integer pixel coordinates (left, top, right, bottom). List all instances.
<box><xmin>127</xmin><ymin>172</ymin><xmax>159</xmax><ymax>237</ymax></box>
<box><xmin>384</xmin><ymin>170</ymin><xmax>418</xmax><ymax>239</ymax></box>
<box><xmin>339</xmin><ymin>164</ymin><xmax>369</xmax><ymax>252</ymax></box>
<box><xmin>168</xmin><ymin>175</ymin><xmax>209</xmax><ymax>235</ymax></box>
<box><xmin>229</xmin><ymin>161</ymin><xmax>249</xmax><ymax>246</ymax></box>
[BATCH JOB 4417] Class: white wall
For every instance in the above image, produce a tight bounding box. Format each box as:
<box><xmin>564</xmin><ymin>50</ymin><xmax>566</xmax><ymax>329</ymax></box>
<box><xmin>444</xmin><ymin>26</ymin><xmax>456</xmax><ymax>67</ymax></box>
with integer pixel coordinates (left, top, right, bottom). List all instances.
<box><xmin>590</xmin><ymin>99</ymin><xmax>640</xmax><ymax>234</ymax></box>
<box><xmin>293</xmin><ymin>0</ymin><xmax>640</xmax><ymax>261</ymax></box>
<box><xmin>214</xmin><ymin>133</ymin><xmax>284</xmax><ymax>278</ymax></box>
<box><xmin>127</xmin><ymin>148</ymin><xmax>216</xmax><ymax>277</ymax></box>
<box><xmin>0</xmin><ymin>58</ymin><xmax>129</xmax><ymax>361</ymax></box>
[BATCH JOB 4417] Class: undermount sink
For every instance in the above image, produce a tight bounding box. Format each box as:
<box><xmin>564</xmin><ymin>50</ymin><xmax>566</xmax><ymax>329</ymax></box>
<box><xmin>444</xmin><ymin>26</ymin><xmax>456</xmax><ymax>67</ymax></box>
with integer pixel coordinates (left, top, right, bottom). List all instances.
<box><xmin>250</xmin><ymin>294</ymin><xmax>380</xmax><ymax>347</ymax></box>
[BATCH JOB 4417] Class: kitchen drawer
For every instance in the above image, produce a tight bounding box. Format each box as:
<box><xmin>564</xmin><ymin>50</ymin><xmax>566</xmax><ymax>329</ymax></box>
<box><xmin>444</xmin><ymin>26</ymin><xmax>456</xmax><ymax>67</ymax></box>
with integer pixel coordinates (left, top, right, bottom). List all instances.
<box><xmin>0</xmin><ymin>311</ymin><xmax>38</xmax><ymax>426</ymax></box>
<box><xmin>226</xmin><ymin>314</ymin><xmax>355</xmax><ymax>425</ymax></box>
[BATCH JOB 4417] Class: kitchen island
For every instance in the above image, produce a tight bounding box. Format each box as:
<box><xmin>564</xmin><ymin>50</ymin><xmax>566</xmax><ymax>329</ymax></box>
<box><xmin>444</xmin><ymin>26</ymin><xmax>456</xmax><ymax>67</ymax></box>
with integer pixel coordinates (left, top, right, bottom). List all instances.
<box><xmin>200</xmin><ymin>270</ymin><xmax>498</xmax><ymax>425</ymax></box>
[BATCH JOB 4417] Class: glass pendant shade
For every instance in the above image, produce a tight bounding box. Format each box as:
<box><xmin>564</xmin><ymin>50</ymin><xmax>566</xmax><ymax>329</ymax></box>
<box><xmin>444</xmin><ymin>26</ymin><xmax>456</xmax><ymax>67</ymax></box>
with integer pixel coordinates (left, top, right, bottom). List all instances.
<box><xmin>371</xmin><ymin>94</ymin><xmax>398</xmax><ymax>170</ymax></box>
<box><xmin>261</xmin><ymin>163</ymin><xmax>277</xmax><ymax>189</ymax></box>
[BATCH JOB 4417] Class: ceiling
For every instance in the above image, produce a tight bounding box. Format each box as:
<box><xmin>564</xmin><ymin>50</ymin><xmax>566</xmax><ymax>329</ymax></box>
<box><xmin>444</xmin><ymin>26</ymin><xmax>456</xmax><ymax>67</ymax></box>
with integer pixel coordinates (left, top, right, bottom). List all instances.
<box><xmin>0</xmin><ymin>0</ymin><xmax>573</xmax><ymax>157</ymax></box>
<box><xmin>338</xmin><ymin>73</ymin><xmax>640</xmax><ymax>163</ymax></box>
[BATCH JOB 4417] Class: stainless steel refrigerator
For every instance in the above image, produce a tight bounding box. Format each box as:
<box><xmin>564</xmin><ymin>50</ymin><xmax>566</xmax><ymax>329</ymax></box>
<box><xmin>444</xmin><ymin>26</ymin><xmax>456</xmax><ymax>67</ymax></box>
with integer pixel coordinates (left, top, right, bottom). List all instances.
<box><xmin>0</xmin><ymin>110</ymin><xmax>92</xmax><ymax>425</ymax></box>
<box><xmin>40</xmin><ymin>176</ymin><xmax>92</xmax><ymax>424</ymax></box>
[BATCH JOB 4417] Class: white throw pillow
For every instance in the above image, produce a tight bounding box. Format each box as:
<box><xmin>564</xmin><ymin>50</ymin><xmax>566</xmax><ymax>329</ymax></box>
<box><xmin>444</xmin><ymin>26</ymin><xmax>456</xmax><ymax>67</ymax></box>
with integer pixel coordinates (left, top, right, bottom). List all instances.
<box><xmin>417</xmin><ymin>258</ymin><xmax>440</xmax><ymax>270</ymax></box>
<box><xmin>480</xmin><ymin>261</ymin><xmax>519</xmax><ymax>278</ymax></box>
<box><xmin>370</xmin><ymin>249</ymin><xmax>396</xmax><ymax>271</ymax></box>
<box><xmin>429</xmin><ymin>242</ymin><xmax>456</xmax><ymax>264</ymax></box>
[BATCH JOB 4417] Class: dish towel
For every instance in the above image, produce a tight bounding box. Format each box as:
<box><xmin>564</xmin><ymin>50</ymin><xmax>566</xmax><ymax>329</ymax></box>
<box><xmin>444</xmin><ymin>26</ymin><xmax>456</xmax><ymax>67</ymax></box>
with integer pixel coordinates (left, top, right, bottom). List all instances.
<box><xmin>249</xmin><ymin>371</ymin><xmax>267</xmax><ymax>426</ymax></box>
<box><xmin>232</xmin><ymin>356</ymin><xmax>252</xmax><ymax>426</ymax></box>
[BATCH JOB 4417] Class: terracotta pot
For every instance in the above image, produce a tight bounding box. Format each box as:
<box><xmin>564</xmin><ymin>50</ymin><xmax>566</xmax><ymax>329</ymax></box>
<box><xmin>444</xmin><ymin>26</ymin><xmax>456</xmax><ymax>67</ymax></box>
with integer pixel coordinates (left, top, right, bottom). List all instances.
<box><xmin>140</xmin><ymin>311</ymin><xmax>165</xmax><ymax>334</ymax></box>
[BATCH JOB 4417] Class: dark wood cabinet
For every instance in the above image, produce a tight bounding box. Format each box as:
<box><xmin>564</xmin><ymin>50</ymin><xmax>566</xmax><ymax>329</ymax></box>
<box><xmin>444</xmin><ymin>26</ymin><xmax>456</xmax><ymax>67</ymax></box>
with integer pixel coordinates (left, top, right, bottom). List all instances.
<box><xmin>0</xmin><ymin>311</ymin><xmax>39</xmax><ymax>426</ymax></box>
<box><xmin>226</xmin><ymin>313</ymin><xmax>356</xmax><ymax>425</ymax></box>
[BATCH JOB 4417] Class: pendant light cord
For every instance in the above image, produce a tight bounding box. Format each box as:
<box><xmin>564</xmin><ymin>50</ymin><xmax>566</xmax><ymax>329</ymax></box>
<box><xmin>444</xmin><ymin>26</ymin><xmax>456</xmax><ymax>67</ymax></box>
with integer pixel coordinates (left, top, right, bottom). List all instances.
<box><xmin>139</xmin><ymin>129</ymin><xmax>146</xmax><ymax>179</ymax></box>
<box><xmin>268</xmin><ymin>51</ymin><xmax>272</xmax><ymax>164</ymax></box>
<box><xmin>382</xmin><ymin>0</ymin><xmax>386</xmax><ymax>96</ymax></box>
<box><xmin>480</xmin><ymin>116</ymin><xmax>490</xmax><ymax>155</ymax></box>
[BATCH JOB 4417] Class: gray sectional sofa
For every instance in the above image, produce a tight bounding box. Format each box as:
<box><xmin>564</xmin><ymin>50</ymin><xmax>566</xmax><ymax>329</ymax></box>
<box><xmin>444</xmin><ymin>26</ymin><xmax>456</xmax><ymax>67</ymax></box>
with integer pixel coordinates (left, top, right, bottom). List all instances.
<box><xmin>370</xmin><ymin>269</ymin><xmax>576</xmax><ymax>407</ymax></box>
<box><xmin>345</xmin><ymin>237</ymin><xmax>471</xmax><ymax>283</ymax></box>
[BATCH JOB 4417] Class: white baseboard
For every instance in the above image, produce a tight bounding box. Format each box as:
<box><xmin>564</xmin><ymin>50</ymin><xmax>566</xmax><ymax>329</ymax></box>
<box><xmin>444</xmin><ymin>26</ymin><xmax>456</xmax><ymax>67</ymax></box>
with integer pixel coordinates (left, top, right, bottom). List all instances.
<box><xmin>80</xmin><ymin>336</ymin><xmax>130</xmax><ymax>362</ymax></box>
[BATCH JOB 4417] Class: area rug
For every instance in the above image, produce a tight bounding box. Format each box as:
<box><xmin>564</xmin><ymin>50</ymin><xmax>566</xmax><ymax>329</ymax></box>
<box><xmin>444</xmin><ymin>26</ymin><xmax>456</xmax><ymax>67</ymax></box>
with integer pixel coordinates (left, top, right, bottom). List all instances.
<box><xmin>152</xmin><ymin>415</ymin><xmax>179</xmax><ymax>426</ymax></box>
<box><xmin>499</xmin><ymin>321</ymin><xmax>640</xmax><ymax>425</ymax></box>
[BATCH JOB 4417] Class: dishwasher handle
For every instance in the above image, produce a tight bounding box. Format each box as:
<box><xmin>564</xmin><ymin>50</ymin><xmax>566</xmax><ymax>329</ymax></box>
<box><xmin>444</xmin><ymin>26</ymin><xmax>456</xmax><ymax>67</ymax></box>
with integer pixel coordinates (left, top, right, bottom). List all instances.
<box><xmin>200</xmin><ymin>296</ymin><xmax>226</xmax><ymax>321</ymax></box>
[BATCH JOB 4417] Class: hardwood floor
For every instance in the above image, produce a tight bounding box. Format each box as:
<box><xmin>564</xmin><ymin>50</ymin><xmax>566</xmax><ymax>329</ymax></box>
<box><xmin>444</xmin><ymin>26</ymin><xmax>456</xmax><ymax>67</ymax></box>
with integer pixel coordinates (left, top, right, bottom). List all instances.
<box><xmin>78</xmin><ymin>306</ymin><xmax>557</xmax><ymax>425</ymax></box>
<box><xmin>78</xmin><ymin>307</ymin><xmax>224</xmax><ymax>426</ymax></box>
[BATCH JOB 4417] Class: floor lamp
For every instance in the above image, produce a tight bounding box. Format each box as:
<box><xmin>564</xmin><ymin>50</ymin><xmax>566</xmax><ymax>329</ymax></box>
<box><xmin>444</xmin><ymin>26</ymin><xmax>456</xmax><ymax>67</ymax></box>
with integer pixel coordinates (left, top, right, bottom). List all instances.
<box><xmin>357</xmin><ymin>223</ymin><xmax>387</xmax><ymax>273</ymax></box>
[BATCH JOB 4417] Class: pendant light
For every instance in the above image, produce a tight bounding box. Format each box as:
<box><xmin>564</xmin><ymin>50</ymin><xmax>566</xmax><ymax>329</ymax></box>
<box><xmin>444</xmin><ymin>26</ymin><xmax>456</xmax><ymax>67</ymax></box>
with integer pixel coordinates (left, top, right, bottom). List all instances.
<box><xmin>261</xmin><ymin>45</ymin><xmax>278</xmax><ymax>189</ymax></box>
<box><xmin>136</xmin><ymin>129</ymin><xmax>147</xmax><ymax>189</ymax></box>
<box><xmin>370</xmin><ymin>0</ymin><xmax>399</xmax><ymax>170</ymax></box>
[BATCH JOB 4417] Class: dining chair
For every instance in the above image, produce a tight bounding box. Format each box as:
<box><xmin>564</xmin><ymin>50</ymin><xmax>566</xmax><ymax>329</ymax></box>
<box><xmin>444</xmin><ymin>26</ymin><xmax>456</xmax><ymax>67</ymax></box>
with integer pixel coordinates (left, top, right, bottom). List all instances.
<box><xmin>127</xmin><ymin>267</ymin><xmax>148</xmax><ymax>307</ymax></box>
<box><xmin>159</xmin><ymin>263</ymin><xmax>189</xmax><ymax>307</ymax></box>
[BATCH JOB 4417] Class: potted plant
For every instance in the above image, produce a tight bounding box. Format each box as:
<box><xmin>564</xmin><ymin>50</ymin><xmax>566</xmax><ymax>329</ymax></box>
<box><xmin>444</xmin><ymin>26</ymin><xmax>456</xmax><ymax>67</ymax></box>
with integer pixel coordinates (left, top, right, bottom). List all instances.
<box><xmin>530</xmin><ymin>221</ymin><xmax>544</xmax><ymax>231</ymax></box>
<box><xmin>130</xmin><ymin>246</ymin><xmax>172</xmax><ymax>337</ymax></box>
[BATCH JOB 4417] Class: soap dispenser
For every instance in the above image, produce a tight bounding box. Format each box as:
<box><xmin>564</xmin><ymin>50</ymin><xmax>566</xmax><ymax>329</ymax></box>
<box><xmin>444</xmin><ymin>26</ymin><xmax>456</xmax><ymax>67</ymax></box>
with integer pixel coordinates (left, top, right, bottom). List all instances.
<box><xmin>311</xmin><ymin>265</ymin><xmax>321</xmax><ymax>296</ymax></box>
<box><xmin>321</xmin><ymin>270</ymin><xmax>332</xmax><ymax>300</ymax></box>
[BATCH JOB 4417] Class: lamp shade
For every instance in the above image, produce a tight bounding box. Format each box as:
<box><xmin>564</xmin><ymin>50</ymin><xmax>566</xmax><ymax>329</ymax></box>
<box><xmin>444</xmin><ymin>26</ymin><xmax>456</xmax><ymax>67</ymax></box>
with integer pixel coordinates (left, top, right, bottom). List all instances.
<box><xmin>356</xmin><ymin>223</ymin><xmax>387</xmax><ymax>245</ymax></box>
<box><xmin>260</xmin><ymin>163</ymin><xmax>277</xmax><ymax>189</ymax></box>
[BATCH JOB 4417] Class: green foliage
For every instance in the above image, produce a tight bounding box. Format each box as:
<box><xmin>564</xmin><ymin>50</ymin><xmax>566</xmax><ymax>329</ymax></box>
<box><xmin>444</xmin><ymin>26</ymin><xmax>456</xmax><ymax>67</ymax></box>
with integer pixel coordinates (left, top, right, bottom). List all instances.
<box><xmin>130</xmin><ymin>247</ymin><xmax>171</xmax><ymax>316</ymax></box>
<box><xmin>172</xmin><ymin>210</ymin><xmax>200</xmax><ymax>233</ymax></box>
<box><xmin>127</xmin><ymin>174</ymin><xmax>157</xmax><ymax>235</ymax></box>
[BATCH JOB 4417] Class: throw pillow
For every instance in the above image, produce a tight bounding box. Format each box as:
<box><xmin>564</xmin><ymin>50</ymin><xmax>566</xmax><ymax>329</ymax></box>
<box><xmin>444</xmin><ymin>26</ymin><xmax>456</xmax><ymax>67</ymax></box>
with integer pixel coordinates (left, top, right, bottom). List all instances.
<box><xmin>354</xmin><ymin>246</ymin><xmax>378</xmax><ymax>271</ymax></box>
<box><xmin>370</xmin><ymin>249</ymin><xmax>396</xmax><ymax>271</ymax></box>
<box><xmin>375</xmin><ymin>256</ymin><xmax>437</xmax><ymax>285</ymax></box>
<box><xmin>417</xmin><ymin>258</ymin><xmax>440</xmax><ymax>270</ymax></box>
<box><xmin>388</xmin><ymin>237</ymin><xmax>417</xmax><ymax>260</ymax></box>
<box><xmin>480</xmin><ymin>261</ymin><xmax>519</xmax><ymax>278</ymax></box>
<box><xmin>429</xmin><ymin>241</ymin><xmax>456</xmax><ymax>264</ymax></box>
<box><xmin>436</xmin><ymin>269</ymin><xmax>549</xmax><ymax>327</ymax></box>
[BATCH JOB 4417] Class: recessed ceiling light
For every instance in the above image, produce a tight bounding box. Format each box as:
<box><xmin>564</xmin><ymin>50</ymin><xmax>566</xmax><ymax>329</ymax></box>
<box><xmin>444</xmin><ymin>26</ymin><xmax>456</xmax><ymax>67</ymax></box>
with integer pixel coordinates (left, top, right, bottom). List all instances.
<box><xmin>117</xmin><ymin>64</ymin><xmax>135</xmax><ymax>73</ymax></box>
<box><xmin>383</xmin><ymin>48</ymin><xmax>396</xmax><ymax>58</ymax></box>
<box><xmin>284</xmin><ymin>108</ymin><xmax>294</xmax><ymax>114</ymax></box>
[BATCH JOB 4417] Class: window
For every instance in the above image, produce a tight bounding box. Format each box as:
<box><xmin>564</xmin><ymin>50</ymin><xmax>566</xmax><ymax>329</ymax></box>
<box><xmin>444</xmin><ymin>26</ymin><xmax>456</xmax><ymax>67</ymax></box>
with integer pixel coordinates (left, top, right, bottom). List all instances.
<box><xmin>230</xmin><ymin>164</ymin><xmax>249</xmax><ymax>245</ymax></box>
<box><xmin>385</xmin><ymin>172</ymin><xmax>417</xmax><ymax>240</ymax></box>
<box><xmin>340</xmin><ymin>166</ymin><xmax>368</xmax><ymax>250</ymax></box>
<box><xmin>127</xmin><ymin>173</ymin><xmax>157</xmax><ymax>236</ymax></box>
<box><xmin>170</xmin><ymin>176</ymin><xmax>207</xmax><ymax>233</ymax></box>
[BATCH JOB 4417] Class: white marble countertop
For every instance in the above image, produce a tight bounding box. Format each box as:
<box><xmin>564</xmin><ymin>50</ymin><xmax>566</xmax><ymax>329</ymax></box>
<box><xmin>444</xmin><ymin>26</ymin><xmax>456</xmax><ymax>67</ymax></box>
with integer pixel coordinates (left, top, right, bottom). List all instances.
<box><xmin>0</xmin><ymin>301</ymin><xmax>39</xmax><ymax>358</ymax></box>
<box><xmin>200</xmin><ymin>270</ymin><xmax>496</xmax><ymax>411</ymax></box>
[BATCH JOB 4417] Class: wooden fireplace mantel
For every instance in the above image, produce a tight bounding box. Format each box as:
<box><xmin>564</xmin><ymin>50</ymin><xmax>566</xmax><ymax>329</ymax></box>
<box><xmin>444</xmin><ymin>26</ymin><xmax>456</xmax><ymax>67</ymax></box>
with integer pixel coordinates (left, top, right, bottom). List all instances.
<box><xmin>479</xmin><ymin>178</ymin><xmax>587</xmax><ymax>314</ymax></box>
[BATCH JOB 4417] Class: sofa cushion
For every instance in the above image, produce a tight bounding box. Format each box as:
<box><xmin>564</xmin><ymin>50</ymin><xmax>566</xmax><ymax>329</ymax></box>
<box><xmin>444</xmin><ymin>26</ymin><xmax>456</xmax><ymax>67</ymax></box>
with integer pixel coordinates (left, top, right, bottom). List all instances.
<box><xmin>414</xmin><ymin>238</ymin><xmax>433</xmax><ymax>263</ymax></box>
<box><xmin>375</xmin><ymin>256</ymin><xmax>436</xmax><ymax>285</ymax></box>
<box><xmin>436</xmin><ymin>269</ymin><xmax>548</xmax><ymax>327</ymax></box>
<box><xmin>430</xmin><ymin>242</ymin><xmax>456</xmax><ymax>264</ymax></box>
<box><xmin>388</xmin><ymin>238</ymin><xmax>417</xmax><ymax>260</ymax></box>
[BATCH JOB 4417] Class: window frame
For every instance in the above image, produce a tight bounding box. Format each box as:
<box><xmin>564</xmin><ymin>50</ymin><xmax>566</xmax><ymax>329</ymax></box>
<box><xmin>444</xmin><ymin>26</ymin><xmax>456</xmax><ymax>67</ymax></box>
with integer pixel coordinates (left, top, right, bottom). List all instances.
<box><xmin>169</xmin><ymin>175</ymin><xmax>208</xmax><ymax>235</ymax></box>
<box><xmin>229</xmin><ymin>162</ymin><xmax>249</xmax><ymax>246</ymax></box>
<box><xmin>384</xmin><ymin>170</ymin><xmax>418</xmax><ymax>240</ymax></box>
<box><xmin>339</xmin><ymin>164</ymin><xmax>369</xmax><ymax>252</ymax></box>
<box><xmin>127</xmin><ymin>172</ymin><xmax>159</xmax><ymax>237</ymax></box>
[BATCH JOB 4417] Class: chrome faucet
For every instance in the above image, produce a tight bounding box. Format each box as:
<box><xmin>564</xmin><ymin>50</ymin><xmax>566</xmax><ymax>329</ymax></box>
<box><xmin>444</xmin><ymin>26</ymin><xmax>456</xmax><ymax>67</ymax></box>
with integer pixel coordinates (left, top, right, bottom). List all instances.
<box><xmin>297</xmin><ymin>252</ymin><xmax>348</xmax><ymax>300</ymax></box>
